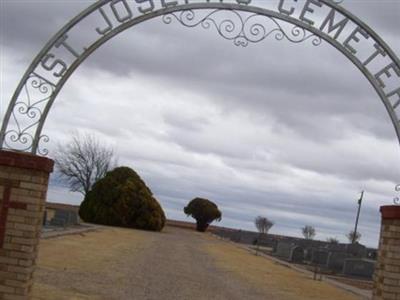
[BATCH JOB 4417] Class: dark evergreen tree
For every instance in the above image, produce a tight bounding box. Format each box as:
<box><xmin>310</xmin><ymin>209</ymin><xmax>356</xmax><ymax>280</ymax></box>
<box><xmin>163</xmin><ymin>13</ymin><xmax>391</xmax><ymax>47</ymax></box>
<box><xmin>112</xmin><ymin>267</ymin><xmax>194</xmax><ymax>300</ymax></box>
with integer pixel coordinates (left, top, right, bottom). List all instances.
<box><xmin>184</xmin><ymin>198</ymin><xmax>221</xmax><ymax>232</ymax></box>
<box><xmin>79</xmin><ymin>166</ymin><xmax>165</xmax><ymax>231</ymax></box>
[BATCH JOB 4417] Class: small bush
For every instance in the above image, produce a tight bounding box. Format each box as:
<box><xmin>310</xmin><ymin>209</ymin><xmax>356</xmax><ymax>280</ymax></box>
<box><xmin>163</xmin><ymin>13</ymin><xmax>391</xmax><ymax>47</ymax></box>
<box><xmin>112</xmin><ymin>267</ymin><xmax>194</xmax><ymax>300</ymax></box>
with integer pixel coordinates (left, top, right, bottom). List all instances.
<box><xmin>184</xmin><ymin>197</ymin><xmax>221</xmax><ymax>232</ymax></box>
<box><xmin>79</xmin><ymin>166</ymin><xmax>165</xmax><ymax>231</ymax></box>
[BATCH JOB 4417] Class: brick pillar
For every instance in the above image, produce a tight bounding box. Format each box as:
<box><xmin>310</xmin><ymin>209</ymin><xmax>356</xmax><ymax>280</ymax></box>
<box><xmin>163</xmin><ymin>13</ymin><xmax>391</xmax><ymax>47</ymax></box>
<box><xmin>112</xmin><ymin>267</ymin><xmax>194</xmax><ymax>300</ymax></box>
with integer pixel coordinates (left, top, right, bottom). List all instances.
<box><xmin>373</xmin><ymin>205</ymin><xmax>400</xmax><ymax>300</ymax></box>
<box><xmin>0</xmin><ymin>150</ymin><xmax>53</xmax><ymax>300</ymax></box>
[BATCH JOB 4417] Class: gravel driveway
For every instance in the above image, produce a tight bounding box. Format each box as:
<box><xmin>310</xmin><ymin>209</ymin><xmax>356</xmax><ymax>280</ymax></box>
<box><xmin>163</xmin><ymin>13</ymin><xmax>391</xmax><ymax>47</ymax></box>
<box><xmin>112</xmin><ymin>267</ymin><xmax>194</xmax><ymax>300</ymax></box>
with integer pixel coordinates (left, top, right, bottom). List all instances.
<box><xmin>33</xmin><ymin>226</ymin><xmax>360</xmax><ymax>300</ymax></box>
<box><xmin>123</xmin><ymin>227</ymin><xmax>269</xmax><ymax>300</ymax></box>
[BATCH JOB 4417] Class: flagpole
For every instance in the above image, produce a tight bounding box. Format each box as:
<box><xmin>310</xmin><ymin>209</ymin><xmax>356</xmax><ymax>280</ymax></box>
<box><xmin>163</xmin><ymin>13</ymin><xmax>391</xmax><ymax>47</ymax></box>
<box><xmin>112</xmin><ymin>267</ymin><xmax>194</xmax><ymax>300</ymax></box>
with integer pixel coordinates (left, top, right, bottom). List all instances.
<box><xmin>352</xmin><ymin>190</ymin><xmax>364</xmax><ymax>244</ymax></box>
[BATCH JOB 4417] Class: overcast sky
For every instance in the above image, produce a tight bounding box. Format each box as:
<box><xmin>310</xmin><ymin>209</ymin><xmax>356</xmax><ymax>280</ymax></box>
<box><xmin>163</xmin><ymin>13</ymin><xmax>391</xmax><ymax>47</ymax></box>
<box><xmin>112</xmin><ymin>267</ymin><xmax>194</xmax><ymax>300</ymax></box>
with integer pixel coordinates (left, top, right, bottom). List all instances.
<box><xmin>1</xmin><ymin>0</ymin><xmax>400</xmax><ymax>247</ymax></box>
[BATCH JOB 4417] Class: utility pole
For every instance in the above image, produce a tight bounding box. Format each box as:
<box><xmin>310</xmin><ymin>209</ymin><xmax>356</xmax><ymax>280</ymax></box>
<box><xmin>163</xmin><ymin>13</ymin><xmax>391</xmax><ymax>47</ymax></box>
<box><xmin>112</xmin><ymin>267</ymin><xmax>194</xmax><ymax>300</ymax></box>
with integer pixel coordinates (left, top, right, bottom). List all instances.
<box><xmin>352</xmin><ymin>190</ymin><xmax>364</xmax><ymax>244</ymax></box>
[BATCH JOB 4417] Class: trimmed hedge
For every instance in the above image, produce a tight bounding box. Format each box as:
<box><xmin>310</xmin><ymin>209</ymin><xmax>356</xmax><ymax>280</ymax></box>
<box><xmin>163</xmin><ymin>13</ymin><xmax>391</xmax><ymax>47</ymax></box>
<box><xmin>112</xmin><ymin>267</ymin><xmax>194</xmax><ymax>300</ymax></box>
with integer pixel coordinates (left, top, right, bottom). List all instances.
<box><xmin>79</xmin><ymin>166</ymin><xmax>165</xmax><ymax>231</ymax></box>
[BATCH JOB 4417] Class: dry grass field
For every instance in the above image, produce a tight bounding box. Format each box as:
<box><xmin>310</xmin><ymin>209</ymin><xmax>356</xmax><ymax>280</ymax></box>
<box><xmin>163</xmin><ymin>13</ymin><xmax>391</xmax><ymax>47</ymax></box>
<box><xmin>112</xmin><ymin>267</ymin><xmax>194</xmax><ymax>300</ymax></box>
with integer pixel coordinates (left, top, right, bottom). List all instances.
<box><xmin>33</xmin><ymin>227</ymin><xmax>152</xmax><ymax>299</ymax></box>
<box><xmin>32</xmin><ymin>226</ymin><xmax>361</xmax><ymax>300</ymax></box>
<box><xmin>203</xmin><ymin>238</ymin><xmax>360</xmax><ymax>300</ymax></box>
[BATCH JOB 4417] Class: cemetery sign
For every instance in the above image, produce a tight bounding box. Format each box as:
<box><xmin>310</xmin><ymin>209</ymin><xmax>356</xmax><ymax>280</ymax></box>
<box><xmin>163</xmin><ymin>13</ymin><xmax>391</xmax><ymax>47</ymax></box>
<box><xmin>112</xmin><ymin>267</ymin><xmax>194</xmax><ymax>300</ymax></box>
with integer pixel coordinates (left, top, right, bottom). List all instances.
<box><xmin>0</xmin><ymin>0</ymin><xmax>399</xmax><ymax>155</ymax></box>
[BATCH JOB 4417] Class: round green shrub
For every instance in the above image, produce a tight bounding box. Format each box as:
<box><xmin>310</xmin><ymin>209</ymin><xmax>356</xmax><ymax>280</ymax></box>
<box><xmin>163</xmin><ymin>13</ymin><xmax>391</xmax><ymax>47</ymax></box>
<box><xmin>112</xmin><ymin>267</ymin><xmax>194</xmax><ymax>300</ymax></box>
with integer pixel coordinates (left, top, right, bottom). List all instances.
<box><xmin>79</xmin><ymin>166</ymin><xmax>166</xmax><ymax>231</ymax></box>
<box><xmin>184</xmin><ymin>197</ymin><xmax>222</xmax><ymax>232</ymax></box>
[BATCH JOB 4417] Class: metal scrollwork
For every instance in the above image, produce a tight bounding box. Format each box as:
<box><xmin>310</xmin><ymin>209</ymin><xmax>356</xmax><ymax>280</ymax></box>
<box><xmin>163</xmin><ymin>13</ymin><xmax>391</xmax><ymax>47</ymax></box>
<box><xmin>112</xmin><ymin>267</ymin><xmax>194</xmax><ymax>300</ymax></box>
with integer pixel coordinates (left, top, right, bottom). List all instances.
<box><xmin>3</xmin><ymin>0</ymin><xmax>400</xmax><ymax>159</ymax></box>
<box><xmin>394</xmin><ymin>184</ymin><xmax>400</xmax><ymax>205</ymax></box>
<box><xmin>3</xmin><ymin>73</ymin><xmax>54</xmax><ymax>153</ymax></box>
<box><xmin>162</xmin><ymin>10</ymin><xmax>322</xmax><ymax>47</ymax></box>
<box><xmin>38</xmin><ymin>135</ymin><xmax>50</xmax><ymax>156</ymax></box>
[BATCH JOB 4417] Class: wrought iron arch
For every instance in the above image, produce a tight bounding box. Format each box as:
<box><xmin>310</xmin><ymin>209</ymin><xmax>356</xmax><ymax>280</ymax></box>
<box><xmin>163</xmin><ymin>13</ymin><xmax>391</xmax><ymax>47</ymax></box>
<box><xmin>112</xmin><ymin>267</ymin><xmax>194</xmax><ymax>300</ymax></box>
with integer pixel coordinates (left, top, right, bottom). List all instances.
<box><xmin>1</xmin><ymin>0</ymin><xmax>399</xmax><ymax>155</ymax></box>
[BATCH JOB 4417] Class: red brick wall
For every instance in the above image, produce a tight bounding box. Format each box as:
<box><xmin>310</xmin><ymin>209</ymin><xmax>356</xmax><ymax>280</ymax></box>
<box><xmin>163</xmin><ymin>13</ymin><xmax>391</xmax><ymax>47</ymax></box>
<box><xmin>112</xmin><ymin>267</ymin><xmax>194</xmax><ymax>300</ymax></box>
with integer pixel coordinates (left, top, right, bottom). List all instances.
<box><xmin>373</xmin><ymin>205</ymin><xmax>400</xmax><ymax>300</ymax></box>
<box><xmin>0</xmin><ymin>151</ymin><xmax>53</xmax><ymax>299</ymax></box>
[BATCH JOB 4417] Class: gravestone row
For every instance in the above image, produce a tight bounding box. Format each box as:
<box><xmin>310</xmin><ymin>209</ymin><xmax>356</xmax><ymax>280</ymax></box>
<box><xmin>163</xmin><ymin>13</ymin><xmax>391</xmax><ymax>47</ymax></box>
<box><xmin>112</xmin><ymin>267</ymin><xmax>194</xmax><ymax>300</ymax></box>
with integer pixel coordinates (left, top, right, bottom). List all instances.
<box><xmin>273</xmin><ymin>240</ymin><xmax>376</xmax><ymax>279</ymax></box>
<box><xmin>212</xmin><ymin>228</ymin><xmax>377</xmax><ymax>279</ymax></box>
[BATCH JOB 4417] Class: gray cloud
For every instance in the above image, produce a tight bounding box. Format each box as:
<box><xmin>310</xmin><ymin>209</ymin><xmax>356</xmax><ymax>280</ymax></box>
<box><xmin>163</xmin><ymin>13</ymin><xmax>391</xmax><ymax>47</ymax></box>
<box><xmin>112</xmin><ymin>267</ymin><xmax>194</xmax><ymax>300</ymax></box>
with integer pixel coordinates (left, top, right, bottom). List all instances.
<box><xmin>344</xmin><ymin>0</ymin><xmax>400</xmax><ymax>42</ymax></box>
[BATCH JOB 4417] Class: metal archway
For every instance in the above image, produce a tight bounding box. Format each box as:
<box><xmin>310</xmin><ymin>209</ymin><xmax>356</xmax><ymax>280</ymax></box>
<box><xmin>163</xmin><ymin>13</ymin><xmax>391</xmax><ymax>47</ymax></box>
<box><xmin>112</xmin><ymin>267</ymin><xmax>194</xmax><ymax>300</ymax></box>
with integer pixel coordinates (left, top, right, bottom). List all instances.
<box><xmin>1</xmin><ymin>0</ymin><xmax>399</xmax><ymax>155</ymax></box>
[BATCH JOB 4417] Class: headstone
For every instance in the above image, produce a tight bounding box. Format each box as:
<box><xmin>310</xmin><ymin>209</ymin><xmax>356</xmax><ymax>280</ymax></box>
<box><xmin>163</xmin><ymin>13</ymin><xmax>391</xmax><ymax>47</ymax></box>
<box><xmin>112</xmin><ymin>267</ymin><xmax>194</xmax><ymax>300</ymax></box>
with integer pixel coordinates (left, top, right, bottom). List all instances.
<box><xmin>366</xmin><ymin>248</ymin><xmax>378</xmax><ymax>260</ymax></box>
<box><xmin>327</xmin><ymin>251</ymin><xmax>348</xmax><ymax>272</ymax></box>
<box><xmin>257</xmin><ymin>235</ymin><xmax>275</xmax><ymax>248</ymax></box>
<box><xmin>49</xmin><ymin>210</ymin><xmax>78</xmax><ymax>227</ymax></box>
<box><xmin>311</xmin><ymin>249</ymin><xmax>329</xmax><ymax>266</ymax></box>
<box><xmin>290</xmin><ymin>246</ymin><xmax>305</xmax><ymax>263</ymax></box>
<box><xmin>343</xmin><ymin>258</ymin><xmax>375</xmax><ymax>279</ymax></box>
<box><xmin>304</xmin><ymin>248</ymin><xmax>313</xmax><ymax>262</ymax></box>
<box><xmin>272</xmin><ymin>240</ymin><xmax>278</xmax><ymax>253</ymax></box>
<box><xmin>346</xmin><ymin>243</ymin><xmax>367</xmax><ymax>258</ymax></box>
<box><xmin>326</xmin><ymin>243</ymin><xmax>346</xmax><ymax>252</ymax></box>
<box><xmin>275</xmin><ymin>241</ymin><xmax>294</xmax><ymax>260</ymax></box>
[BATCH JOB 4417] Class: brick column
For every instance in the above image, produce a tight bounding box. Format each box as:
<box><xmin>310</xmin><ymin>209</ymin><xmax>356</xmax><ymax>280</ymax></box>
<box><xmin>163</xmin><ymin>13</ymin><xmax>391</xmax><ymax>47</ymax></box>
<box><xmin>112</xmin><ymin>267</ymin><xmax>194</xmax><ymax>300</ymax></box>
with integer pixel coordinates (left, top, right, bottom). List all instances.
<box><xmin>373</xmin><ymin>205</ymin><xmax>400</xmax><ymax>300</ymax></box>
<box><xmin>0</xmin><ymin>150</ymin><xmax>53</xmax><ymax>300</ymax></box>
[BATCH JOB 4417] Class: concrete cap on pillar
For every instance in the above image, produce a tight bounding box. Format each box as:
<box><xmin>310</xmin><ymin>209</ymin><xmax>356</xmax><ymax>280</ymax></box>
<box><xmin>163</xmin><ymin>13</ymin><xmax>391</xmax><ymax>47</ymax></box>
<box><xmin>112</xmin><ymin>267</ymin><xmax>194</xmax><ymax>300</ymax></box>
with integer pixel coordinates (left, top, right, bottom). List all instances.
<box><xmin>380</xmin><ymin>205</ymin><xmax>400</xmax><ymax>219</ymax></box>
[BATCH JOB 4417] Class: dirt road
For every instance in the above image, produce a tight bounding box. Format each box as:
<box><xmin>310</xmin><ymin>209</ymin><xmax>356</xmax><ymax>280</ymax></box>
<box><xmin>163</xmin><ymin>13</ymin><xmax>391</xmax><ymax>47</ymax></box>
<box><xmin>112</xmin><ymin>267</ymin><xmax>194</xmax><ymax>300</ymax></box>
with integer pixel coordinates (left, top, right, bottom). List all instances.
<box><xmin>33</xmin><ymin>226</ymin><xmax>361</xmax><ymax>300</ymax></box>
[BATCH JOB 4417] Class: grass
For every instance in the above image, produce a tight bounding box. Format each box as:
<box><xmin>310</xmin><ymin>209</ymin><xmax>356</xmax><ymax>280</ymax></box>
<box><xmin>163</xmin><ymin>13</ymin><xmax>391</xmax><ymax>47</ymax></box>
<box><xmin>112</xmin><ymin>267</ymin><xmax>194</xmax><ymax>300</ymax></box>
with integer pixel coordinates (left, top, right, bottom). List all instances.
<box><xmin>31</xmin><ymin>226</ymin><xmax>361</xmax><ymax>299</ymax></box>
<box><xmin>203</xmin><ymin>238</ymin><xmax>360</xmax><ymax>300</ymax></box>
<box><xmin>32</xmin><ymin>227</ymin><xmax>151</xmax><ymax>299</ymax></box>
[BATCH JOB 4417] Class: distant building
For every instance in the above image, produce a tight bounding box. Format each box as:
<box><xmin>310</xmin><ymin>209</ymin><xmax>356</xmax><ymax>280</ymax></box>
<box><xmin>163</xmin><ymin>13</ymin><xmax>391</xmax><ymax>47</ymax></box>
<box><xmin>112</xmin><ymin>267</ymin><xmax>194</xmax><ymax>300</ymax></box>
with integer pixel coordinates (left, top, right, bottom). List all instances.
<box><xmin>44</xmin><ymin>202</ymin><xmax>80</xmax><ymax>227</ymax></box>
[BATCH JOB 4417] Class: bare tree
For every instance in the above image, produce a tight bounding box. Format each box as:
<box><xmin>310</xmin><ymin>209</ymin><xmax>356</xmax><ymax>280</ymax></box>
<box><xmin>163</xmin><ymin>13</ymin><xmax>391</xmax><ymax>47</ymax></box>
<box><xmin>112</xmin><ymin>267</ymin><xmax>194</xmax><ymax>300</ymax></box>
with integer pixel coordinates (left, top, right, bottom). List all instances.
<box><xmin>254</xmin><ymin>216</ymin><xmax>274</xmax><ymax>255</ymax></box>
<box><xmin>302</xmin><ymin>225</ymin><xmax>316</xmax><ymax>240</ymax></box>
<box><xmin>346</xmin><ymin>230</ymin><xmax>361</xmax><ymax>243</ymax></box>
<box><xmin>326</xmin><ymin>237</ymin><xmax>339</xmax><ymax>244</ymax></box>
<box><xmin>255</xmin><ymin>216</ymin><xmax>274</xmax><ymax>235</ymax></box>
<box><xmin>54</xmin><ymin>132</ymin><xmax>116</xmax><ymax>196</ymax></box>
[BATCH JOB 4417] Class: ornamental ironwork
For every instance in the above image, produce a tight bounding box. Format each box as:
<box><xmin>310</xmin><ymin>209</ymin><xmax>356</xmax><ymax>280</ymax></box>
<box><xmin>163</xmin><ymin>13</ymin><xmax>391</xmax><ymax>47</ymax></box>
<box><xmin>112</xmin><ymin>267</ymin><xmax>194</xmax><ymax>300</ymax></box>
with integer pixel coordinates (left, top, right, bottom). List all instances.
<box><xmin>394</xmin><ymin>185</ymin><xmax>400</xmax><ymax>205</ymax></box>
<box><xmin>162</xmin><ymin>10</ymin><xmax>322</xmax><ymax>47</ymax></box>
<box><xmin>4</xmin><ymin>73</ymin><xmax>53</xmax><ymax>156</ymax></box>
<box><xmin>1</xmin><ymin>0</ymin><xmax>399</xmax><ymax>156</ymax></box>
